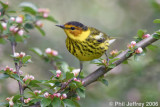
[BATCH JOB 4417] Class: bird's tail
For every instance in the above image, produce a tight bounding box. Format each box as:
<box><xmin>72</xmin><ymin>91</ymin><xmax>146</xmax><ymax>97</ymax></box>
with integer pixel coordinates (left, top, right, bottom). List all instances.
<box><xmin>109</xmin><ymin>37</ymin><xmax>116</xmax><ymax>44</ymax></box>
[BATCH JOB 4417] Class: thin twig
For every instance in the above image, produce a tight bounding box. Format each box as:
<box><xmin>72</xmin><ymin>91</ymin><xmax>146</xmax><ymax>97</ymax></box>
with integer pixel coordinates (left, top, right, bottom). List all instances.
<box><xmin>50</xmin><ymin>60</ymin><xmax>58</xmax><ymax>70</ymax></box>
<box><xmin>11</xmin><ymin>41</ymin><xmax>24</xmax><ymax>102</ymax></box>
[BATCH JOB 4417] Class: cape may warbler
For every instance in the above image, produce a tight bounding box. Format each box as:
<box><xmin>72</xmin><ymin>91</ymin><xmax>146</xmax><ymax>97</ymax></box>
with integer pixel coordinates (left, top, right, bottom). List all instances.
<box><xmin>56</xmin><ymin>21</ymin><xmax>115</xmax><ymax>77</ymax></box>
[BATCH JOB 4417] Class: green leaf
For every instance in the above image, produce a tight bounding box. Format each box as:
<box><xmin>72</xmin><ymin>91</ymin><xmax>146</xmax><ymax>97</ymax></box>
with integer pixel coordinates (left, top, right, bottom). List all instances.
<box><xmin>0</xmin><ymin>38</ymin><xmax>6</xmax><ymax>44</ymax></box>
<box><xmin>73</xmin><ymin>101</ymin><xmax>80</xmax><ymax>107</ymax></box>
<box><xmin>90</xmin><ymin>59</ymin><xmax>101</xmax><ymax>64</ymax></box>
<box><xmin>69</xmin><ymin>82</ymin><xmax>77</xmax><ymax>90</ymax></box>
<box><xmin>134</xmin><ymin>55</ymin><xmax>139</xmax><ymax>61</ymax></box>
<box><xmin>77</xmin><ymin>88</ymin><xmax>85</xmax><ymax>98</ymax></box>
<box><xmin>36</xmin><ymin>26</ymin><xmax>45</xmax><ymax>36</ymax></box>
<box><xmin>22</xmin><ymin>55</ymin><xmax>31</xmax><ymax>64</ymax></box>
<box><xmin>60</xmin><ymin>62</ymin><xmax>69</xmax><ymax>73</ymax></box>
<box><xmin>153</xmin><ymin>33</ymin><xmax>160</xmax><ymax>39</ymax></box>
<box><xmin>19</xmin><ymin>2</ymin><xmax>37</xmax><ymax>15</ymax></box>
<box><xmin>51</xmin><ymin>97</ymin><xmax>61</xmax><ymax>107</ymax></box>
<box><xmin>109</xmin><ymin>58</ymin><xmax>119</xmax><ymax>64</ymax></box>
<box><xmin>45</xmin><ymin>16</ymin><xmax>58</xmax><ymax>23</ymax></box>
<box><xmin>101</xmin><ymin>79</ymin><xmax>108</xmax><ymax>86</ymax></box>
<box><xmin>15</xmin><ymin>35</ymin><xmax>24</xmax><ymax>42</ymax></box>
<box><xmin>11</xmin><ymin>74</ymin><xmax>23</xmax><ymax>84</ymax></box>
<box><xmin>0</xmin><ymin>73</ymin><xmax>9</xmax><ymax>79</ymax></box>
<box><xmin>137</xmin><ymin>29</ymin><xmax>146</xmax><ymax>38</ymax></box>
<box><xmin>122</xmin><ymin>60</ymin><xmax>128</xmax><ymax>64</ymax></box>
<box><xmin>30</xmin><ymin>48</ymin><xmax>43</xmax><ymax>57</ymax></box>
<box><xmin>0</xmin><ymin>1</ymin><xmax>8</xmax><ymax>9</ymax></box>
<box><xmin>126</xmin><ymin>52</ymin><xmax>131</xmax><ymax>57</ymax></box>
<box><xmin>24</xmin><ymin>23</ymin><xmax>34</xmax><ymax>29</ymax></box>
<box><xmin>13</xmin><ymin>94</ymin><xmax>22</xmax><ymax>102</ymax></box>
<box><xmin>28</xmin><ymin>91</ymin><xmax>36</xmax><ymax>97</ymax></box>
<box><xmin>0</xmin><ymin>22</ymin><xmax>3</xmax><ymax>32</ymax></box>
<box><xmin>108</xmin><ymin>64</ymin><xmax>116</xmax><ymax>68</ymax></box>
<box><xmin>25</xmin><ymin>14</ymin><xmax>34</xmax><ymax>21</ymax></box>
<box><xmin>66</xmin><ymin>72</ymin><xmax>74</xmax><ymax>80</ymax></box>
<box><xmin>63</xmin><ymin>99</ymin><xmax>76</xmax><ymax>107</ymax></box>
<box><xmin>153</xmin><ymin>19</ymin><xmax>160</xmax><ymax>23</ymax></box>
<box><xmin>29</xmin><ymin>80</ymin><xmax>41</xmax><ymax>87</ymax></box>
<box><xmin>147</xmin><ymin>45</ymin><xmax>158</xmax><ymax>51</ymax></box>
<box><xmin>41</xmin><ymin>98</ymin><xmax>52</xmax><ymax>107</ymax></box>
<box><xmin>7</xmin><ymin>10</ymin><xmax>16</xmax><ymax>13</ymax></box>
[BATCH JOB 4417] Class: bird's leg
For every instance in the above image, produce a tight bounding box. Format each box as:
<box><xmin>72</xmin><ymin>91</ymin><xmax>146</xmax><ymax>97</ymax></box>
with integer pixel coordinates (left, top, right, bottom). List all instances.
<box><xmin>77</xmin><ymin>61</ymin><xmax>83</xmax><ymax>79</ymax></box>
<box><xmin>105</xmin><ymin>51</ymin><xmax>110</xmax><ymax>65</ymax></box>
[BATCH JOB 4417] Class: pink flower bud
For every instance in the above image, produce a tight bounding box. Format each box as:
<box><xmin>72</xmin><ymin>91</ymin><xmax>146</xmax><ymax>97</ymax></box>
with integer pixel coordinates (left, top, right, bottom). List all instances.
<box><xmin>38</xmin><ymin>8</ymin><xmax>49</xmax><ymax>13</ymax></box>
<box><xmin>135</xmin><ymin>47</ymin><xmax>143</xmax><ymax>54</ymax></box>
<box><xmin>53</xmin><ymin>93</ymin><xmax>57</xmax><ymax>97</ymax></box>
<box><xmin>23</xmin><ymin>74</ymin><xmax>35</xmax><ymax>82</ymax></box>
<box><xmin>34</xmin><ymin>90</ymin><xmax>41</xmax><ymax>95</ymax></box>
<box><xmin>51</xmin><ymin>50</ymin><xmax>58</xmax><ymax>56</ymax></box>
<box><xmin>9</xmin><ymin>26</ymin><xmax>16</xmax><ymax>32</ymax></box>
<box><xmin>45</xmin><ymin>48</ymin><xmax>52</xmax><ymax>54</ymax></box>
<box><xmin>1</xmin><ymin>22</ymin><xmax>7</xmax><ymax>30</ymax></box>
<box><xmin>43</xmin><ymin>12</ymin><xmax>48</xmax><ymax>18</ymax></box>
<box><xmin>73</xmin><ymin>78</ymin><xmax>77</xmax><ymax>81</ymax></box>
<box><xmin>38</xmin><ymin>8</ymin><xmax>44</xmax><ymax>13</ymax></box>
<box><xmin>6</xmin><ymin>97</ymin><xmax>10</xmax><ymax>101</ymax></box>
<box><xmin>36</xmin><ymin>20</ymin><xmax>43</xmax><ymax>27</ymax></box>
<box><xmin>74</xmin><ymin>78</ymin><xmax>81</xmax><ymax>82</ymax></box>
<box><xmin>72</xmin><ymin>69</ymin><xmax>80</xmax><ymax>77</ymax></box>
<box><xmin>62</xmin><ymin>93</ymin><xmax>67</xmax><ymax>99</ymax></box>
<box><xmin>110</xmin><ymin>49</ymin><xmax>118</xmax><ymax>57</ymax></box>
<box><xmin>131</xmin><ymin>41</ymin><xmax>136</xmax><ymax>46</ymax></box>
<box><xmin>13</xmin><ymin>27</ymin><xmax>19</xmax><ymax>33</ymax></box>
<box><xmin>127</xmin><ymin>44</ymin><xmax>133</xmax><ymax>49</ymax></box>
<box><xmin>19</xmin><ymin>52</ymin><xmax>26</xmax><ymax>58</ymax></box>
<box><xmin>0</xmin><ymin>12</ymin><xmax>1</xmax><ymax>16</ymax></box>
<box><xmin>16</xmin><ymin>16</ymin><xmax>23</xmax><ymax>23</ymax></box>
<box><xmin>56</xmin><ymin>70</ymin><xmax>61</xmax><ymax>75</ymax></box>
<box><xmin>18</xmin><ymin>29</ymin><xmax>24</xmax><ymax>36</ymax></box>
<box><xmin>44</xmin><ymin>92</ymin><xmax>50</xmax><ymax>98</ymax></box>
<box><xmin>50</xmin><ymin>94</ymin><xmax>54</xmax><ymax>99</ymax></box>
<box><xmin>56</xmin><ymin>74</ymin><xmax>60</xmax><ymax>78</ymax></box>
<box><xmin>9</xmin><ymin>101</ymin><xmax>14</xmax><ymax>107</ymax></box>
<box><xmin>4</xmin><ymin>66</ymin><xmax>10</xmax><ymax>71</ymax></box>
<box><xmin>30</xmin><ymin>75</ymin><xmax>35</xmax><ymax>80</ymax></box>
<box><xmin>76</xmin><ymin>96</ymin><xmax>80</xmax><ymax>100</ymax></box>
<box><xmin>143</xmin><ymin>34</ymin><xmax>150</xmax><ymax>39</ymax></box>
<box><xmin>56</xmin><ymin>93</ymin><xmax>61</xmax><ymax>97</ymax></box>
<box><xmin>24</xmin><ymin>98</ymin><xmax>31</xmax><ymax>103</ymax></box>
<box><xmin>9</xmin><ymin>68</ymin><xmax>14</xmax><ymax>72</ymax></box>
<box><xmin>82</xmin><ymin>81</ymin><xmax>85</xmax><ymax>85</ymax></box>
<box><xmin>14</xmin><ymin>52</ymin><xmax>20</xmax><ymax>58</ymax></box>
<box><xmin>10</xmin><ymin>17</ymin><xmax>15</xmax><ymax>21</ymax></box>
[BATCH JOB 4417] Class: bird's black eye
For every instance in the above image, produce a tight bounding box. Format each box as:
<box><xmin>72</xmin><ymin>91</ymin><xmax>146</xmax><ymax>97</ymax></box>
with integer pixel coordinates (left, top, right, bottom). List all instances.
<box><xmin>70</xmin><ymin>27</ymin><xmax>75</xmax><ymax>30</ymax></box>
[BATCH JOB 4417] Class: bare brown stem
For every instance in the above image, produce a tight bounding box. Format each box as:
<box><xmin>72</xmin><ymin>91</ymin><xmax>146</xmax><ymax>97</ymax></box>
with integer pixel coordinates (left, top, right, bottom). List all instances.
<box><xmin>11</xmin><ymin>41</ymin><xmax>24</xmax><ymax>102</ymax></box>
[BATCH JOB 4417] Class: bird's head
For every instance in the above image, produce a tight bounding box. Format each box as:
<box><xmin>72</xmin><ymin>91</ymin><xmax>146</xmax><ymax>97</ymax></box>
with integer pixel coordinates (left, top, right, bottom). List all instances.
<box><xmin>56</xmin><ymin>21</ymin><xmax>90</xmax><ymax>41</ymax></box>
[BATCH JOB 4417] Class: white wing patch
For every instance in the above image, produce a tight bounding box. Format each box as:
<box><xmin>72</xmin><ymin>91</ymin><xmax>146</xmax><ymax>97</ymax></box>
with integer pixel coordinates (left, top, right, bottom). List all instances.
<box><xmin>95</xmin><ymin>33</ymin><xmax>104</xmax><ymax>40</ymax></box>
<box><xmin>109</xmin><ymin>39</ymin><xmax>116</xmax><ymax>44</ymax></box>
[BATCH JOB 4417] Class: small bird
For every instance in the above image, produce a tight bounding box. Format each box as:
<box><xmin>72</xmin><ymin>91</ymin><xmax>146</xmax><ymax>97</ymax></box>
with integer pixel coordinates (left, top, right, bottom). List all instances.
<box><xmin>56</xmin><ymin>21</ymin><xmax>115</xmax><ymax>78</ymax></box>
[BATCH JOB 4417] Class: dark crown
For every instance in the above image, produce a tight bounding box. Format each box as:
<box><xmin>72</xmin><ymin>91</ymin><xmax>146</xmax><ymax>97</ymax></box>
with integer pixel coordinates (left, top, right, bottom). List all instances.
<box><xmin>65</xmin><ymin>21</ymin><xmax>88</xmax><ymax>31</ymax></box>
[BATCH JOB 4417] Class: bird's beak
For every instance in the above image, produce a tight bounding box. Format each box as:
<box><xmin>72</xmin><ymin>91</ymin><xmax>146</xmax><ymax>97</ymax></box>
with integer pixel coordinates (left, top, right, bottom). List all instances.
<box><xmin>55</xmin><ymin>25</ymin><xmax>65</xmax><ymax>29</ymax></box>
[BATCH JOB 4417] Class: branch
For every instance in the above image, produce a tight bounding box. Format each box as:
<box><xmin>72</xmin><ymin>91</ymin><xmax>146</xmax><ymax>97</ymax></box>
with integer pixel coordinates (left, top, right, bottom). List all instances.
<box><xmin>11</xmin><ymin>42</ymin><xmax>24</xmax><ymax>102</ymax></box>
<box><xmin>82</xmin><ymin>33</ymin><xmax>159</xmax><ymax>87</ymax></box>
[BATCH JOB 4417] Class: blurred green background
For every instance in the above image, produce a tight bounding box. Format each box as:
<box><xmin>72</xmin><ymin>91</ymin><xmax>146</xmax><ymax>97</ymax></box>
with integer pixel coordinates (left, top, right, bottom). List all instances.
<box><xmin>0</xmin><ymin>0</ymin><xmax>160</xmax><ymax>107</ymax></box>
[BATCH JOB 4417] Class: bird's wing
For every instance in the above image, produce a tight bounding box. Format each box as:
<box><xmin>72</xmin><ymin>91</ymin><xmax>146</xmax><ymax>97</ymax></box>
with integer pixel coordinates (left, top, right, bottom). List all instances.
<box><xmin>88</xmin><ymin>27</ymin><xmax>109</xmax><ymax>43</ymax></box>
